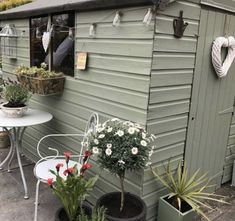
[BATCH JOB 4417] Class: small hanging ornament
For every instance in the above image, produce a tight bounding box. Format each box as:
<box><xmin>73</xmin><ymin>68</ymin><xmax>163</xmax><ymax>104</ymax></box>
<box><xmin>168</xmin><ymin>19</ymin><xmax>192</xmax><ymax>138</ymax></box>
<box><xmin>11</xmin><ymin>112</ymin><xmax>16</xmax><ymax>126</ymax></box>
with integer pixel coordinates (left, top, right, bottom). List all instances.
<box><xmin>143</xmin><ymin>8</ymin><xmax>153</xmax><ymax>26</ymax></box>
<box><xmin>36</xmin><ymin>27</ymin><xmax>42</xmax><ymax>39</ymax></box>
<box><xmin>42</xmin><ymin>32</ymin><xmax>51</xmax><ymax>52</ymax></box>
<box><xmin>113</xmin><ymin>11</ymin><xmax>122</xmax><ymax>27</ymax></box>
<box><xmin>68</xmin><ymin>27</ymin><xmax>73</xmax><ymax>39</ymax></box>
<box><xmin>89</xmin><ymin>23</ymin><xmax>96</xmax><ymax>37</ymax></box>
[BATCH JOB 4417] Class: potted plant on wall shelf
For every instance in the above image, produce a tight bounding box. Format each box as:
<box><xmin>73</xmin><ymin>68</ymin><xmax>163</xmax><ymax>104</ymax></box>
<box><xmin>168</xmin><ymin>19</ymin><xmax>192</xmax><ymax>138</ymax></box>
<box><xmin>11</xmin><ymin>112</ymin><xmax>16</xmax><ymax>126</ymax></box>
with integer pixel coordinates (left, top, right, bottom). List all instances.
<box><xmin>90</xmin><ymin>118</ymin><xmax>156</xmax><ymax>221</ymax></box>
<box><xmin>1</xmin><ymin>79</ymin><xmax>31</xmax><ymax>118</ymax></box>
<box><xmin>151</xmin><ymin>161</ymin><xmax>228</xmax><ymax>221</ymax></box>
<box><xmin>16</xmin><ymin>63</ymin><xmax>65</xmax><ymax>96</ymax></box>
<box><xmin>48</xmin><ymin>151</ymin><xmax>106</xmax><ymax>221</ymax></box>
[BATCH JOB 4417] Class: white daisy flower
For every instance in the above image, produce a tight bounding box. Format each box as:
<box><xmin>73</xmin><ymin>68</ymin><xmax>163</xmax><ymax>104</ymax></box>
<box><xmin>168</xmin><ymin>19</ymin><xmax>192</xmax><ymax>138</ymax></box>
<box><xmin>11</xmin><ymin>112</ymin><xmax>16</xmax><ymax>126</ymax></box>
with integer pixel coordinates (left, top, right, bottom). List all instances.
<box><xmin>107</xmin><ymin>143</ymin><xmax>112</xmax><ymax>149</ymax></box>
<box><xmin>142</xmin><ymin>132</ymin><xmax>146</xmax><ymax>139</ymax></box>
<box><xmin>107</xmin><ymin>127</ymin><xmax>113</xmax><ymax>133</ymax></box>
<box><xmin>149</xmin><ymin>150</ymin><xmax>153</xmax><ymax>157</ymax></box>
<box><xmin>111</xmin><ymin>118</ymin><xmax>120</xmax><ymax>122</ymax></box>
<box><xmin>98</xmin><ymin>134</ymin><xmax>105</xmax><ymax>139</ymax></box>
<box><xmin>128</xmin><ymin>127</ymin><xmax>135</xmax><ymax>134</ymax></box>
<box><xmin>92</xmin><ymin>147</ymin><xmax>99</xmax><ymax>154</ymax></box>
<box><xmin>94</xmin><ymin>139</ymin><xmax>99</xmax><ymax>145</ymax></box>
<box><xmin>105</xmin><ymin>148</ymin><xmax>112</xmax><ymax>156</ymax></box>
<box><xmin>131</xmin><ymin>147</ymin><xmax>138</xmax><ymax>155</ymax></box>
<box><xmin>152</xmin><ymin>146</ymin><xmax>155</xmax><ymax>150</ymax></box>
<box><xmin>97</xmin><ymin>127</ymin><xmax>104</xmax><ymax>133</ymax></box>
<box><xmin>146</xmin><ymin>162</ymin><xmax>152</xmax><ymax>166</ymax></box>
<box><xmin>117</xmin><ymin>130</ymin><xmax>124</xmax><ymax>137</ymax></box>
<box><xmin>118</xmin><ymin>160</ymin><xmax>125</xmax><ymax>164</ymax></box>
<box><xmin>141</xmin><ymin>140</ymin><xmax>147</xmax><ymax>147</ymax></box>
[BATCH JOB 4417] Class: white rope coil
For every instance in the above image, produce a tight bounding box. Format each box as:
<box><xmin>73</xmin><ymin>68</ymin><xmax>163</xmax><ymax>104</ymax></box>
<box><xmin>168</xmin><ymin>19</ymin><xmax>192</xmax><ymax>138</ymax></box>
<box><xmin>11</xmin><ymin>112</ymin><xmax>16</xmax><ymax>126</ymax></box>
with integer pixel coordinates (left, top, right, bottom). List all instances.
<box><xmin>212</xmin><ymin>36</ymin><xmax>235</xmax><ymax>78</ymax></box>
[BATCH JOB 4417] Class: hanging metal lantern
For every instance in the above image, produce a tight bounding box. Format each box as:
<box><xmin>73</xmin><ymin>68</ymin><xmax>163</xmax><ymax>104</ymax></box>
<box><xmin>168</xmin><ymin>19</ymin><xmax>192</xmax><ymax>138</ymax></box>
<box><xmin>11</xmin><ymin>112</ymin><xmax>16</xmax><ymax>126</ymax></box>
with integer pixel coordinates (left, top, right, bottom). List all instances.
<box><xmin>0</xmin><ymin>24</ymin><xmax>18</xmax><ymax>59</ymax></box>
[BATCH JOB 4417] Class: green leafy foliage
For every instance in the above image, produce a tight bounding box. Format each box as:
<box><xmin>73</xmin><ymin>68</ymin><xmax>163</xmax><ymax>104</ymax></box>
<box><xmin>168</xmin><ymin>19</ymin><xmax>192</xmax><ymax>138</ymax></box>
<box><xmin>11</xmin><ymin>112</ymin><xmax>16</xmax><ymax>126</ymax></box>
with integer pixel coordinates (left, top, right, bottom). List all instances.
<box><xmin>1</xmin><ymin>79</ymin><xmax>31</xmax><ymax>106</ymax></box>
<box><xmin>89</xmin><ymin>118</ymin><xmax>156</xmax><ymax>211</ymax></box>
<box><xmin>16</xmin><ymin>63</ymin><xmax>63</xmax><ymax>79</ymax></box>
<box><xmin>0</xmin><ymin>0</ymin><xmax>32</xmax><ymax>11</ymax></box>
<box><xmin>48</xmin><ymin>152</ymin><xmax>98</xmax><ymax>221</ymax></box>
<box><xmin>151</xmin><ymin>162</ymin><xmax>228</xmax><ymax>221</ymax></box>
<box><xmin>78</xmin><ymin>207</ymin><xmax>107</xmax><ymax>221</ymax></box>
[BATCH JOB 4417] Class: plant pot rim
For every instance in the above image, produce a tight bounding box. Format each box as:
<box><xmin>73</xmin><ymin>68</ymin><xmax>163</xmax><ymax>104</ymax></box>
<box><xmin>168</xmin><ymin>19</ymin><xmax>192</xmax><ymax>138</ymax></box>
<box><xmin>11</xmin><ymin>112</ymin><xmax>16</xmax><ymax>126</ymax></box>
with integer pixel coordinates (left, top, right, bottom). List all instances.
<box><xmin>17</xmin><ymin>74</ymin><xmax>65</xmax><ymax>80</ymax></box>
<box><xmin>96</xmin><ymin>191</ymin><xmax>146</xmax><ymax>221</ymax></box>
<box><xmin>2</xmin><ymin>102</ymin><xmax>27</xmax><ymax>108</ymax></box>
<box><xmin>160</xmin><ymin>194</ymin><xmax>194</xmax><ymax>216</ymax></box>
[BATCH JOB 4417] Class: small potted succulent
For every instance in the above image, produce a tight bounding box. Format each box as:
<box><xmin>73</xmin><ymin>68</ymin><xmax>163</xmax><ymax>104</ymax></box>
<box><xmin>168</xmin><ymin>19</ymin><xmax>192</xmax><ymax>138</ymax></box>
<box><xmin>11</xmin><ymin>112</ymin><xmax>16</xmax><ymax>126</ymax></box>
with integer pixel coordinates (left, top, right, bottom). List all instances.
<box><xmin>1</xmin><ymin>79</ymin><xmax>31</xmax><ymax>117</ymax></box>
<box><xmin>151</xmin><ymin>161</ymin><xmax>228</xmax><ymax>221</ymax></box>
<box><xmin>90</xmin><ymin>118</ymin><xmax>156</xmax><ymax>221</ymax></box>
<box><xmin>16</xmin><ymin>63</ymin><xmax>65</xmax><ymax>95</ymax></box>
<box><xmin>48</xmin><ymin>151</ymin><xmax>105</xmax><ymax>221</ymax></box>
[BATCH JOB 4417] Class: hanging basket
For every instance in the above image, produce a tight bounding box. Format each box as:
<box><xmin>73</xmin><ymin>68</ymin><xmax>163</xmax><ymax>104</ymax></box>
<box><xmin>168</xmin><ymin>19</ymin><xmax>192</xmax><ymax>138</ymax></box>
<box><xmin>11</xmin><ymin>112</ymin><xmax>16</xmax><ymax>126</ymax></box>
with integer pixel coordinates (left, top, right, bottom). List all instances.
<box><xmin>17</xmin><ymin>75</ymin><xmax>65</xmax><ymax>96</ymax></box>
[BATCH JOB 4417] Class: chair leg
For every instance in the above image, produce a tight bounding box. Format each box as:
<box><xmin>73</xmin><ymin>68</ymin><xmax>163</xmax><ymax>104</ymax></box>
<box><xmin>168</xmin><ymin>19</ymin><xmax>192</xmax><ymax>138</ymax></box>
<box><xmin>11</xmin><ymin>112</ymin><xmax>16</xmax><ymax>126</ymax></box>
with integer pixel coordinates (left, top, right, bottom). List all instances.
<box><xmin>34</xmin><ymin>180</ymin><xmax>41</xmax><ymax>221</ymax></box>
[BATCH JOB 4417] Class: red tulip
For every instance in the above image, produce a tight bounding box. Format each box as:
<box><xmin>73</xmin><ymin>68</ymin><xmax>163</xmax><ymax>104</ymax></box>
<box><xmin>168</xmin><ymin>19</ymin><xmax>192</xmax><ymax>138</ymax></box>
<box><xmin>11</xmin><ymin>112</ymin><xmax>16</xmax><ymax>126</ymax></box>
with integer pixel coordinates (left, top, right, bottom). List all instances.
<box><xmin>68</xmin><ymin>167</ymin><xmax>75</xmax><ymax>175</ymax></box>
<box><xmin>64</xmin><ymin>152</ymin><xmax>72</xmax><ymax>163</ymax></box>
<box><xmin>47</xmin><ymin>178</ymin><xmax>53</xmax><ymax>186</ymax></box>
<box><xmin>82</xmin><ymin>164</ymin><xmax>92</xmax><ymax>170</ymax></box>
<box><xmin>55</xmin><ymin>163</ymin><xmax>64</xmax><ymax>172</ymax></box>
<box><xmin>85</xmin><ymin>151</ymin><xmax>92</xmax><ymax>157</ymax></box>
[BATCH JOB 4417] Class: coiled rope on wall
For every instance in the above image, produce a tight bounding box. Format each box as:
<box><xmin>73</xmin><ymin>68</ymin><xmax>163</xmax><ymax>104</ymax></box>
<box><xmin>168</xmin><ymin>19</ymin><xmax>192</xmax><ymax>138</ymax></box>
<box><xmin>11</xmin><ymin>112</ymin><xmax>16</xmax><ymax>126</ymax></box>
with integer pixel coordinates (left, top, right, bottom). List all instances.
<box><xmin>212</xmin><ymin>36</ymin><xmax>235</xmax><ymax>78</ymax></box>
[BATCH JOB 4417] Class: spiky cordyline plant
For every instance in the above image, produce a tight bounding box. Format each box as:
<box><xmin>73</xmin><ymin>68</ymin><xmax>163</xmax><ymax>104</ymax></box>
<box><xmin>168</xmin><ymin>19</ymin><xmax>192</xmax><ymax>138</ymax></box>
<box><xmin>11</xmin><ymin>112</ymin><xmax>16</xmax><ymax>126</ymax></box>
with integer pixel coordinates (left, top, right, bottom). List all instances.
<box><xmin>151</xmin><ymin>162</ymin><xmax>228</xmax><ymax>221</ymax></box>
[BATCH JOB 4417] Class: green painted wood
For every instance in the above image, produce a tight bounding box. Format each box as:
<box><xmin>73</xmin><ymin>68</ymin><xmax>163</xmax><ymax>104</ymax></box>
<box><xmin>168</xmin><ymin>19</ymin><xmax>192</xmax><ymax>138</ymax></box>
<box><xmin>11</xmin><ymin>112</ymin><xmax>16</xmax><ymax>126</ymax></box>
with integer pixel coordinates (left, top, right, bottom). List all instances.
<box><xmin>185</xmin><ymin>9</ymin><xmax>235</xmax><ymax>188</ymax></box>
<box><xmin>149</xmin><ymin>86</ymin><xmax>191</xmax><ymax>103</ymax></box>
<box><xmin>201</xmin><ymin>0</ymin><xmax>235</xmax><ymax>13</ymax></box>
<box><xmin>150</xmin><ymin>70</ymin><xmax>193</xmax><ymax>87</ymax></box>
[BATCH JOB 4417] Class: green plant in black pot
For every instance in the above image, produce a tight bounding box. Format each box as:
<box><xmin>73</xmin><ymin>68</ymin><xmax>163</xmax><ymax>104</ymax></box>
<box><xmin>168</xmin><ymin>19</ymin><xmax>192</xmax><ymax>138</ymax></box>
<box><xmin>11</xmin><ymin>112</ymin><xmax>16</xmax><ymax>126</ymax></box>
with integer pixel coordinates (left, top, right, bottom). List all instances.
<box><xmin>1</xmin><ymin>79</ymin><xmax>31</xmax><ymax>117</ymax></box>
<box><xmin>151</xmin><ymin>161</ymin><xmax>228</xmax><ymax>221</ymax></box>
<box><xmin>89</xmin><ymin>118</ymin><xmax>156</xmax><ymax>220</ymax></box>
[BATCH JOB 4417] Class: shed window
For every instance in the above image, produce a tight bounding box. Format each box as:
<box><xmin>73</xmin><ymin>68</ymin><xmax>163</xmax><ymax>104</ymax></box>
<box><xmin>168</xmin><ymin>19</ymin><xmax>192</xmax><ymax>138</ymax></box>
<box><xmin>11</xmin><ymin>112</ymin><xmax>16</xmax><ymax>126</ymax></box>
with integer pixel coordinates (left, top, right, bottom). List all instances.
<box><xmin>30</xmin><ymin>13</ymin><xmax>75</xmax><ymax>76</ymax></box>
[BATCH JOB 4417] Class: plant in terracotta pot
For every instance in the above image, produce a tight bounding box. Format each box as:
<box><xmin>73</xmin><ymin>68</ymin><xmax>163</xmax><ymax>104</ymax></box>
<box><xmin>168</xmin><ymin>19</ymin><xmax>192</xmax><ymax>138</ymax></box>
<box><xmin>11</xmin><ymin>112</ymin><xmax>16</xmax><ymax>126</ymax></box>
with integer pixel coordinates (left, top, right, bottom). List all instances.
<box><xmin>16</xmin><ymin>63</ymin><xmax>65</xmax><ymax>95</ymax></box>
<box><xmin>90</xmin><ymin>118</ymin><xmax>156</xmax><ymax>220</ymax></box>
<box><xmin>151</xmin><ymin>161</ymin><xmax>228</xmax><ymax>221</ymax></box>
<box><xmin>1</xmin><ymin>79</ymin><xmax>31</xmax><ymax>117</ymax></box>
<box><xmin>48</xmin><ymin>151</ymin><xmax>105</xmax><ymax>221</ymax></box>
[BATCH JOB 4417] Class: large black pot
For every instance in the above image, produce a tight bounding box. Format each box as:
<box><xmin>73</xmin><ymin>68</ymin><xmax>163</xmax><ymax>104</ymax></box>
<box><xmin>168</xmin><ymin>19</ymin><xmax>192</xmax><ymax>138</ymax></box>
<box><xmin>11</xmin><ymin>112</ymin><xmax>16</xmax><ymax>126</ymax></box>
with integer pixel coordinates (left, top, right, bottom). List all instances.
<box><xmin>55</xmin><ymin>202</ymin><xmax>92</xmax><ymax>221</ymax></box>
<box><xmin>96</xmin><ymin>192</ymin><xmax>146</xmax><ymax>221</ymax></box>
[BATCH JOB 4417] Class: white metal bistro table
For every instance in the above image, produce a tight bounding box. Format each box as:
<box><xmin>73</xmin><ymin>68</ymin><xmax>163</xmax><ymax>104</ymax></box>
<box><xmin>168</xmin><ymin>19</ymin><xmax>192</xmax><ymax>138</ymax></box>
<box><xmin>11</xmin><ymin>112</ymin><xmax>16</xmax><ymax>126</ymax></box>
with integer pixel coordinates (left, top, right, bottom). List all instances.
<box><xmin>0</xmin><ymin>109</ymin><xmax>53</xmax><ymax>199</ymax></box>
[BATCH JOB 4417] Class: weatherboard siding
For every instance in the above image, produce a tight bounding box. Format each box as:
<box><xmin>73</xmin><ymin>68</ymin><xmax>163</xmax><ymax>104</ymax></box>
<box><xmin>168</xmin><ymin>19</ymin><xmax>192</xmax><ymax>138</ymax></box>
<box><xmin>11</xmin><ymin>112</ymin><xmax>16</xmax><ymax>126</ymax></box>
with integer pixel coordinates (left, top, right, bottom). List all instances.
<box><xmin>1</xmin><ymin>5</ymin><xmax>155</xmax><ymax>212</ymax></box>
<box><xmin>145</xmin><ymin>1</ymin><xmax>200</xmax><ymax>220</ymax></box>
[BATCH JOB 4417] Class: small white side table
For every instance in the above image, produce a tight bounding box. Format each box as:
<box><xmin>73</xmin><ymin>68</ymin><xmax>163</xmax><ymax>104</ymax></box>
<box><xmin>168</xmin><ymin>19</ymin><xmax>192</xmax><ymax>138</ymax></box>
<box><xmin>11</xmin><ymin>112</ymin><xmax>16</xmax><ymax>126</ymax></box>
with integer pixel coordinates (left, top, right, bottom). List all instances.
<box><xmin>0</xmin><ymin>109</ymin><xmax>53</xmax><ymax>199</ymax></box>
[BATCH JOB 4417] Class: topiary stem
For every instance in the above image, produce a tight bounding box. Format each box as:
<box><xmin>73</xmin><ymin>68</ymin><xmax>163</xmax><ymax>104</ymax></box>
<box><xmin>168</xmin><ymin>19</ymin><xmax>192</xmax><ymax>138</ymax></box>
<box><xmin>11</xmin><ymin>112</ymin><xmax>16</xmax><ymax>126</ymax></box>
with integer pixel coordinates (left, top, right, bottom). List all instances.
<box><xmin>119</xmin><ymin>173</ymin><xmax>125</xmax><ymax>212</ymax></box>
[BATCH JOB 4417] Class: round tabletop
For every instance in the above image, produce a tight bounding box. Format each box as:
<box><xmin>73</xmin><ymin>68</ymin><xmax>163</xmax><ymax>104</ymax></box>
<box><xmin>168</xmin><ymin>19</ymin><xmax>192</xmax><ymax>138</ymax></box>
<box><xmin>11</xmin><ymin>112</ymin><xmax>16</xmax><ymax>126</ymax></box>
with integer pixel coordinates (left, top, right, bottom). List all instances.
<box><xmin>0</xmin><ymin>109</ymin><xmax>53</xmax><ymax>128</ymax></box>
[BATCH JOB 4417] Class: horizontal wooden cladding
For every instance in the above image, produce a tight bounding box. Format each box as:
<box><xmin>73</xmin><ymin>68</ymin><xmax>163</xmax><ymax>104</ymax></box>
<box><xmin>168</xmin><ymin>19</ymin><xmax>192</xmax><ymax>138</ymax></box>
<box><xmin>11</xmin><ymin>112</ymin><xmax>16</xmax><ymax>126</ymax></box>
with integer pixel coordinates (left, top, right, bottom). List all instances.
<box><xmin>150</xmin><ymin>69</ymin><xmax>193</xmax><ymax>87</ymax></box>
<box><xmin>148</xmin><ymin>100</ymin><xmax>190</xmax><ymax>120</ymax></box>
<box><xmin>149</xmin><ymin>85</ymin><xmax>191</xmax><ymax>103</ymax></box>
<box><xmin>76</xmin><ymin>38</ymin><xmax>153</xmax><ymax>58</ymax></box>
<box><xmin>156</xmin><ymin>15</ymin><xmax>199</xmax><ymax>37</ymax></box>
<box><xmin>1</xmin><ymin>19</ymin><xmax>29</xmax><ymax>27</ymax></box>
<box><xmin>152</xmin><ymin>52</ymin><xmax>195</xmax><ymax>70</ymax></box>
<box><xmin>147</xmin><ymin>114</ymin><xmax>188</xmax><ymax>134</ymax></box>
<box><xmin>64</xmin><ymin>78</ymin><xmax>148</xmax><ymax>109</ymax></box>
<box><xmin>76</xmin><ymin>22</ymin><xmax>154</xmax><ymax>39</ymax></box>
<box><xmin>158</xmin><ymin>0</ymin><xmax>201</xmax><ymax>21</ymax></box>
<box><xmin>76</xmin><ymin>6</ymin><xmax>152</xmax><ymax>24</ymax></box>
<box><xmin>154</xmin><ymin>35</ymin><xmax>197</xmax><ymax>53</ymax></box>
<box><xmin>77</xmin><ymin>53</ymin><xmax>152</xmax><ymax>75</ymax></box>
<box><xmin>75</xmin><ymin>68</ymin><xmax>150</xmax><ymax>93</ymax></box>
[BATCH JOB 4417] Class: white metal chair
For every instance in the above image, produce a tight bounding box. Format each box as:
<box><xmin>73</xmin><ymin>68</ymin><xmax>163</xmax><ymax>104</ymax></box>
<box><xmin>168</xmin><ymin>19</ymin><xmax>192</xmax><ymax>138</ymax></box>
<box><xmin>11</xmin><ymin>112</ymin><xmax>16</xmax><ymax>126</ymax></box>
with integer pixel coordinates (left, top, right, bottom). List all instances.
<box><xmin>33</xmin><ymin>113</ymin><xmax>99</xmax><ymax>221</ymax></box>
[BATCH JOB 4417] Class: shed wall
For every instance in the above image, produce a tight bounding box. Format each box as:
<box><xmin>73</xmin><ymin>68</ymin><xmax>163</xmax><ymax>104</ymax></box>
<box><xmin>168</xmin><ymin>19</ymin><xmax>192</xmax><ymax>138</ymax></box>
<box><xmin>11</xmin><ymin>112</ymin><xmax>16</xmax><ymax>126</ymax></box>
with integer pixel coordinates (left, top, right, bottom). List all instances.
<box><xmin>1</xmin><ymin>5</ymin><xmax>155</xmax><ymax>212</ymax></box>
<box><xmin>145</xmin><ymin>1</ymin><xmax>201</xmax><ymax>220</ymax></box>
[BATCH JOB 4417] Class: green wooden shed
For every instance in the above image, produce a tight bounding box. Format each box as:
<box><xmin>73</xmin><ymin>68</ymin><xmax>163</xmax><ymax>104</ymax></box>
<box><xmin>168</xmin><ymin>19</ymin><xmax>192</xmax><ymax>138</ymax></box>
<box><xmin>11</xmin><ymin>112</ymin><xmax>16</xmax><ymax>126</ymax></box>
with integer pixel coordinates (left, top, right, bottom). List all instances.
<box><xmin>1</xmin><ymin>0</ymin><xmax>235</xmax><ymax>220</ymax></box>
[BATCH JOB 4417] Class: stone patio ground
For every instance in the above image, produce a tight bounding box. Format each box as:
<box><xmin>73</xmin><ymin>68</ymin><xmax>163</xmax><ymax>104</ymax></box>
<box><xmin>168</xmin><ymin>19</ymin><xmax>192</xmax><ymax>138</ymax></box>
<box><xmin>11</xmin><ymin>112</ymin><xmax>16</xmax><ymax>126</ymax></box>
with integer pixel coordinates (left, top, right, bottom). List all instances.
<box><xmin>1</xmin><ymin>148</ymin><xmax>235</xmax><ymax>221</ymax></box>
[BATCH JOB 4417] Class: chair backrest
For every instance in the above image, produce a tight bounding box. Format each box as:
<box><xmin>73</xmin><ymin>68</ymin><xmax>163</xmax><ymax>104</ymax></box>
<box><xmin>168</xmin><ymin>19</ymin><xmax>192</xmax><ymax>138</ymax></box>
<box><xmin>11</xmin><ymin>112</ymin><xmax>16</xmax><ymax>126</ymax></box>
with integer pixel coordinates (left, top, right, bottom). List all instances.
<box><xmin>36</xmin><ymin>112</ymin><xmax>99</xmax><ymax>161</ymax></box>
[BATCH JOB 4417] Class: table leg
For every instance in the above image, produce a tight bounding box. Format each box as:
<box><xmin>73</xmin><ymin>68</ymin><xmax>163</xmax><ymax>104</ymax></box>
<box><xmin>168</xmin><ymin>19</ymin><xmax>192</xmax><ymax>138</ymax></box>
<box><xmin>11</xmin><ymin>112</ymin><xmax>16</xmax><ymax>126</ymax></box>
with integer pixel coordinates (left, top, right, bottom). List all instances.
<box><xmin>0</xmin><ymin>128</ymin><xmax>14</xmax><ymax>170</ymax></box>
<box><xmin>13</xmin><ymin>127</ymin><xmax>29</xmax><ymax>199</ymax></box>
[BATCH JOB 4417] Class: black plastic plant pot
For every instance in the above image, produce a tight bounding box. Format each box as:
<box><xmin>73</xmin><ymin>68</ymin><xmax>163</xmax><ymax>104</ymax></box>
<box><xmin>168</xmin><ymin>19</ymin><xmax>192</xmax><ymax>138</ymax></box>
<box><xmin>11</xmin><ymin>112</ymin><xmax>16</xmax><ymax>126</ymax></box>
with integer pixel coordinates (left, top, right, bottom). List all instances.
<box><xmin>96</xmin><ymin>192</ymin><xmax>146</xmax><ymax>221</ymax></box>
<box><xmin>55</xmin><ymin>202</ymin><xmax>92</xmax><ymax>221</ymax></box>
<box><xmin>157</xmin><ymin>194</ymin><xmax>195</xmax><ymax>221</ymax></box>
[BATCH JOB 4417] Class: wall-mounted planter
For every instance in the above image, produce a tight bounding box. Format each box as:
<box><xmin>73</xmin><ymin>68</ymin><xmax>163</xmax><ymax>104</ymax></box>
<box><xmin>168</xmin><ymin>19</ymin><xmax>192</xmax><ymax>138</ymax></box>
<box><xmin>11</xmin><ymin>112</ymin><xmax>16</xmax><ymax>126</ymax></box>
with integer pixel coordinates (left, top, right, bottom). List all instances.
<box><xmin>17</xmin><ymin>75</ymin><xmax>65</xmax><ymax>96</ymax></box>
<box><xmin>158</xmin><ymin>195</ymin><xmax>195</xmax><ymax>221</ymax></box>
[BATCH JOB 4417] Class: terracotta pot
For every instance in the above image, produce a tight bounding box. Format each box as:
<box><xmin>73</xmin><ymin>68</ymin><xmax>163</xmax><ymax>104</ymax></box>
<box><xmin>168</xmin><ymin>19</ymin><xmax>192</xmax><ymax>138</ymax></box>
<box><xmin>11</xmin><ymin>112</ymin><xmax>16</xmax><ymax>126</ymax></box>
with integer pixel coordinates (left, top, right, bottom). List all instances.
<box><xmin>55</xmin><ymin>203</ymin><xmax>92</xmax><ymax>221</ymax></box>
<box><xmin>96</xmin><ymin>192</ymin><xmax>146</xmax><ymax>221</ymax></box>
